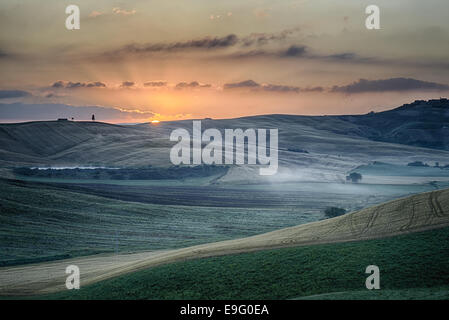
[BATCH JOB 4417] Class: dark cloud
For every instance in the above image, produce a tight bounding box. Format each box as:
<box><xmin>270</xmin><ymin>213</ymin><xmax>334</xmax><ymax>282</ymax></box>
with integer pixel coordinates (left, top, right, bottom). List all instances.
<box><xmin>51</xmin><ymin>81</ymin><xmax>106</xmax><ymax>89</ymax></box>
<box><xmin>241</xmin><ymin>28</ymin><xmax>301</xmax><ymax>46</ymax></box>
<box><xmin>223</xmin><ymin>80</ymin><xmax>320</xmax><ymax>93</ymax></box>
<box><xmin>120</xmin><ymin>81</ymin><xmax>135</xmax><ymax>88</ymax></box>
<box><xmin>228</xmin><ymin>43</ymin><xmax>376</xmax><ymax>66</ymax></box>
<box><xmin>224</xmin><ymin>80</ymin><xmax>260</xmax><ymax>89</ymax></box>
<box><xmin>51</xmin><ymin>81</ymin><xmax>65</xmax><ymax>88</ymax></box>
<box><xmin>303</xmin><ymin>86</ymin><xmax>324</xmax><ymax>92</ymax></box>
<box><xmin>86</xmin><ymin>82</ymin><xmax>107</xmax><ymax>88</ymax></box>
<box><xmin>44</xmin><ymin>92</ymin><xmax>65</xmax><ymax>99</ymax></box>
<box><xmin>93</xmin><ymin>28</ymin><xmax>386</xmax><ymax>70</ymax></box>
<box><xmin>226</xmin><ymin>45</ymin><xmax>308</xmax><ymax>60</ymax></box>
<box><xmin>0</xmin><ymin>49</ymin><xmax>9</xmax><ymax>59</ymax></box>
<box><xmin>229</xmin><ymin>45</ymin><xmax>361</xmax><ymax>63</ymax></box>
<box><xmin>0</xmin><ymin>49</ymin><xmax>20</xmax><ymax>60</ymax></box>
<box><xmin>175</xmin><ymin>81</ymin><xmax>211</xmax><ymax>89</ymax></box>
<box><xmin>144</xmin><ymin>81</ymin><xmax>167</xmax><ymax>87</ymax></box>
<box><xmin>227</xmin><ymin>49</ymin><xmax>271</xmax><ymax>59</ymax></box>
<box><xmin>280</xmin><ymin>46</ymin><xmax>372</xmax><ymax>64</ymax></box>
<box><xmin>108</xmin><ymin>34</ymin><xmax>239</xmax><ymax>57</ymax></box>
<box><xmin>332</xmin><ymin>78</ymin><xmax>449</xmax><ymax>94</ymax></box>
<box><xmin>326</xmin><ymin>52</ymin><xmax>357</xmax><ymax>61</ymax></box>
<box><xmin>0</xmin><ymin>90</ymin><xmax>31</xmax><ymax>99</ymax></box>
<box><xmin>262</xmin><ymin>84</ymin><xmax>301</xmax><ymax>93</ymax></box>
<box><xmin>282</xmin><ymin>45</ymin><xmax>307</xmax><ymax>57</ymax></box>
<box><xmin>66</xmin><ymin>82</ymin><xmax>86</xmax><ymax>89</ymax></box>
<box><xmin>99</xmin><ymin>29</ymin><xmax>300</xmax><ymax>59</ymax></box>
<box><xmin>0</xmin><ymin>103</ymin><xmax>154</xmax><ymax>122</ymax></box>
<box><xmin>321</xmin><ymin>52</ymin><xmax>376</xmax><ymax>64</ymax></box>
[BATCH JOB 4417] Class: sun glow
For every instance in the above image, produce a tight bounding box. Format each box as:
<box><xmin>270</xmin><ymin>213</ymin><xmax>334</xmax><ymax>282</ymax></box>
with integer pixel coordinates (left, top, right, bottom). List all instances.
<box><xmin>151</xmin><ymin>120</ymin><xmax>160</xmax><ymax>124</ymax></box>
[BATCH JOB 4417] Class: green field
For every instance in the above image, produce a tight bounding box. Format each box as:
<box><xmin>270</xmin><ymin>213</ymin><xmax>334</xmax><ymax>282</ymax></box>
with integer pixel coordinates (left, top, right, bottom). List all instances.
<box><xmin>37</xmin><ymin>226</ymin><xmax>449</xmax><ymax>300</ymax></box>
<box><xmin>296</xmin><ymin>287</ymin><xmax>449</xmax><ymax>300</ymax></box>
<box><xmin>0</xmin><ymin>178</ymin><xmax>321</xmax><ymax>266</ymax></box>
<box><xmin>4</xmin><ymin>174</ymin><xmax>449</xmax><ymax>268</ymax></box>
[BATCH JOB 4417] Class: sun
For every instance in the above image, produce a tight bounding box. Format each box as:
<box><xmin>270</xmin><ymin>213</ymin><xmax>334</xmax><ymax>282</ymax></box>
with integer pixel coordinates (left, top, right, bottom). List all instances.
<box><xmin>151</xmin><ymin>120</ymin><xmax>160</xmax><ymax>124</ymax></box>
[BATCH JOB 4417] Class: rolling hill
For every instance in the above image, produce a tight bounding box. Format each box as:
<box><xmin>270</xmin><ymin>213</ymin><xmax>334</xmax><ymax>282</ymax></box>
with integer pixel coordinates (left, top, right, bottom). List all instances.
<box><xmin>1</xmin><ymin>98</ymin><xmax>449</xmax><ymax>299</ymax></box>
<box><xmin>39</xmin><ymin>226</ymin><xmax>449</xmax><ymax>300</ymax></box>
<box><xmin>1</xmin><ymin>187</ymin><xmax>447</xmax><ymax>296</ymax></box>
<box><xmin>1</xmin><ymin>99</ymin><xmax>449</xmax><ymax>184</ymax></box>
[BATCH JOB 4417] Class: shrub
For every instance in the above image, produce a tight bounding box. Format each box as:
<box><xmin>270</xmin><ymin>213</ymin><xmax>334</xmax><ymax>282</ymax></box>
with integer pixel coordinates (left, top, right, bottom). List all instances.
<box><xmin>346</xmin><ymin>172</ymin><xmax>362</xmax><ymax>183</ymax></box>
<box><xmin>407</xmin><ymin>161</ymin><xmax>429</xmax><ymax>167</ymax></box>
<box><xmin>324</xmin><ymin>207</ymin><xmax>347</xmax><ymax>218</ymax></box>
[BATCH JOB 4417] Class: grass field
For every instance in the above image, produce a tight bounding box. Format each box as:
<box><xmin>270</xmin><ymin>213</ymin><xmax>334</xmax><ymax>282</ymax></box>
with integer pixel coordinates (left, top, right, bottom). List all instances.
<box><xmin>296</xmin><ymin>287</ymin><xmax>449</xmax><ymax>300</ymax></box>
<box><xmin>0</xmin><ymin>178</ymin><xmax>322</xmax><ymax>266</ymax></box>
<box><xmin>3</xmin><ymin>175</ymin><xmax>448</xmax><ymax>268</ymax></box>
<box><xmin>36</xmin><ymin>226</ymin><xmax>449</xmax><ymax>300</ymax></box>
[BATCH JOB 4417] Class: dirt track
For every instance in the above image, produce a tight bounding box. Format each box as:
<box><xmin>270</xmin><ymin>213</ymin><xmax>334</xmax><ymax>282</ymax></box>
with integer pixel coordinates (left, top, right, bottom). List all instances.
<box><xmin>1</xmin><ymin>188</ymin><xmax>448</xmax><ymax>296</ymax></box>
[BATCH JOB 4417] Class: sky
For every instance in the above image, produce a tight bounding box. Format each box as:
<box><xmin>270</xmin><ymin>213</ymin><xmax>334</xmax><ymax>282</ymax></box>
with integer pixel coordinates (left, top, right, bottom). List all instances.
<box><xmin>1</xmin><ymin>0</ymin><xmax>449</xmax><ymax>122</ymax></box>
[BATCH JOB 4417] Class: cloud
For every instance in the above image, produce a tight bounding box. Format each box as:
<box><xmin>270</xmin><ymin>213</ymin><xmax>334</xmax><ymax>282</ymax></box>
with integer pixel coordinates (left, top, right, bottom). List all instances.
<box><xmin>112</xmin><ymin>8</ymin><xmax>136</xmax><ymax>16</ymax></box>
<box><xmin>229</xmin><ymin>44</ymin><xmax>360</xmax><ymax>62</ymax></box>
<box><xmin>51</xmin><ymin>81</ymin><xmax>106</xmax><ymax>89</ymax></box>
<box><xmin>241</xmin><ymin>28</ymin><xmax>300</xmax><ymax>46</ymax></box>
<box><xmin>98</xmin><ymin>29</ymin><xmax>300</xmax><ymax>60</ymax></box>
<box><xmin>44</xmin><ymin>92</ymin><xmax>63</xmax><ymax>98</ymax></box>
<box><xmin>106</xmin><ymin>34</ymin><xmax>239</xmax><ymax>58</ymax></box>
<box><xmin>224</xmin><ymin>80</ymin><xmax>260</xmax><ymax>89</ymax></box>
<box><xmin>223</xmin><ymin>80</ymin><xmax>321</xmax><ymax>93</ymax></box>
<box><xmin>0</xmin><ymin>90</ymin><xmax>31</xmax><ymax>99</ymax></box>
<box><xmin>282</xmin><ymin>45</ymin><xmax>307</xmax><ymax>57</ymax></box>
<box><xmin>0</xmin><ymin>49</ymin><xmax>10</xmax><ymax>59</ymax></box>
<box><xmin>326</xmin><ymin>52</ymin><xmax>357</xmax><ymax>61</ymax></box>
<box><xmin>88</xmin><ymin>8</ymin><xmax>135</xmax><ymax>19</ymax></box>
<box><xmin>262</xmin><ymin>84</ymin><xmax>301</xmax><ymax>93</ymax></box>
<box><xmin>88</xmin><ymin>11</ymin><xmax>103</xmax><ymax>18</ymax></box>
<box><xmin>175</xmin><ymin>81</ymin><xmax>211</xmax><ymax>89</ymax></box>
<box><xmin>86</xmin><ymin>82</ymin><xmax>106</xmax><ymax>88</ymax></box>
<box><xmin>226</xmin><ymin>44</ymin><xmax>449</xmax><ymax>74</ymax></box>
<box><xmin>279</xmin><ymin>46</ymin><xmax>372</xmax><ymax>64</ymax></box>
<box><xmin>143</xmin><ymin>81</ymin><xmax>167</xmax><ymax>87</ymax></box>
<box><xmin>120</xmin><ymin>81</ymin><xmax>135</xmax><ymax>88</ymax></box>
<box><xmin>303</xmin><ymin>86</ymin><xmax>324</xmax><ymax>93</ymax></box>
<box><xmin>51</xmin><ymin>81</ymin><xmax>65</xmax><ymax>88</ymax></box>
<box><xmin>332</xmin><ymin>78</ymin><xmax>449</xmax><ymax>94</ymax></box>
<box><xmin>223</xmin><ymin>39</ymin><xmax>380</xmax><ymax>66</ymax></box>
<box><xmin>0</xmin><ymin>103</ymin><xmax>154</xmax><ymax>122</ymax></box>
<box><xmin>321</xmin><ymin>52</ymin><xmax>377</xmax><ymax>65</ymax></box>
<box><xmin>226</xmin><ymin>49</ymin><xmax>271</xmax><ymax>59</ymax></box>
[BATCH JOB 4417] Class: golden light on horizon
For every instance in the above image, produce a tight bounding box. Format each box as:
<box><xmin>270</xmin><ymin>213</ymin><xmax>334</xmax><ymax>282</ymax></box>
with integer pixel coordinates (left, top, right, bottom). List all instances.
<box><xmin>151</xmin><ymin>120</ymin><xmax>160</xmax><ymax>124</ymax></box>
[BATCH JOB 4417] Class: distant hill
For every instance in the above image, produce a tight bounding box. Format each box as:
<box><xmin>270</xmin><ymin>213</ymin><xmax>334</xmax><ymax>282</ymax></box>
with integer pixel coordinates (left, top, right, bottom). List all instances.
<box><xmin>0</xmin><ymin>99</ymin><xmax>449</xmax><ymax>183</ymax></box>
<box><xmin>0</xmin><ymin>121</ymin><xmax>132</xmax><ymax>157</ymax></box>
<box><xmin>334</xmin><ymin>98</ymin><xmax>449</xmax><ymax>150</ymax></box>
<box><xmin>222</xmin><ymin>98</ymin><xmax>449</xmax><ymax>151</ymax></box>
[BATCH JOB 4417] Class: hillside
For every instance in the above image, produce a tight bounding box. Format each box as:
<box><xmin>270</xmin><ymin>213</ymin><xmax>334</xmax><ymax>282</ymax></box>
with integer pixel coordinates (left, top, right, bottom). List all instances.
<box><xmin>335</xmin><ymin>98</ymin><xmax>449</xmax><ymax>150</ymax></box>
<box><xmin>39</xmin><ymin>226</ymin><xmax>449</xmax><ymax>300</ymax></box>
<box><xmin>1</xmin><ymin>187</ymin><xmax>448</xmax><ymax>296</ymax></box>
<box><xmin>1</xmin><ymin>99</ymin><xmax>449</xmax><ymax>184</ymax></box>
<box><xmin>145</xmin><ymin>98</ymin><xmax>449</xmax><ymax>151</ymax></box>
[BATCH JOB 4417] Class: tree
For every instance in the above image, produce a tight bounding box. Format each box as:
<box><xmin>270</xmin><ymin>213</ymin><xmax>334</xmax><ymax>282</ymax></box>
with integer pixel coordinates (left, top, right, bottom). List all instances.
<box><xmin>92</xmin><ymin>114</ymin><xmax>95</xmax><ymax>121</ymax></box>
<box><xmin>346</xmin><ymin>172</ymin><xmax>362</xmax><ymax>183</ymax></box>
<box><xmin>407</xmin><ymin>161</ymin><xmax>428</xmax><ymax>167</ymax></box>
<box><xmin>324</xmin><ymin>207</ymin><xmax>346</xmax><ymax>218</ymax></box>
